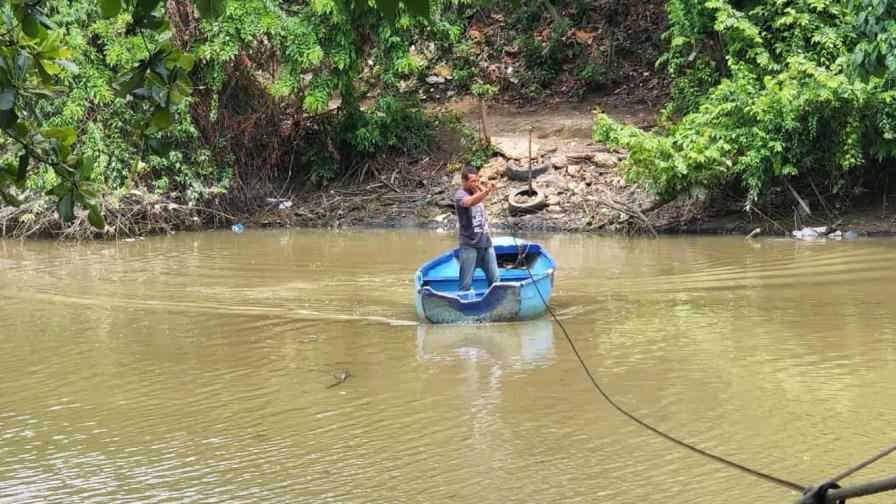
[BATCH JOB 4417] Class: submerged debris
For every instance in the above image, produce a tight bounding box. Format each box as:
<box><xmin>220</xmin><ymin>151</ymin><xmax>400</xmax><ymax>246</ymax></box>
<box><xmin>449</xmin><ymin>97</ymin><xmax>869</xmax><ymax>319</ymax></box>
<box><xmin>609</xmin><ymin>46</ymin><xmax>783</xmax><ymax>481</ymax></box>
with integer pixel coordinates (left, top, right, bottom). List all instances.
<box><xmin>791</xmin><ymin>226</ymin><xmax>861</xmax><ymax>240</ymax></box>
<box><xmin>792</xmin><ymin>226</ymin><xmax>829</xmax><ymax>240</ymax></box>
<box><xmin>325</xmin><ymin>368</ymin><xmax>352</xmax><ymax>389</ymax></box>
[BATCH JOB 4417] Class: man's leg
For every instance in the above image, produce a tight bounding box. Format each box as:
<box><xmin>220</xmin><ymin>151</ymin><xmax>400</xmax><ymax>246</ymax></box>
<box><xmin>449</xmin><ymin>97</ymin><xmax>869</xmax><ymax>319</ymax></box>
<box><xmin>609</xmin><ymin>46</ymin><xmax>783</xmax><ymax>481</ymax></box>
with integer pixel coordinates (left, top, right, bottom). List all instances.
<box><xmin>458</xmin><ymin>246</ymin><xmax>477</xmax><ymax>291</ymax></box>
<box><xmin>478</xmin><ymin>246</ymin><xmax>500</xmax><ymax>287</ymax></box>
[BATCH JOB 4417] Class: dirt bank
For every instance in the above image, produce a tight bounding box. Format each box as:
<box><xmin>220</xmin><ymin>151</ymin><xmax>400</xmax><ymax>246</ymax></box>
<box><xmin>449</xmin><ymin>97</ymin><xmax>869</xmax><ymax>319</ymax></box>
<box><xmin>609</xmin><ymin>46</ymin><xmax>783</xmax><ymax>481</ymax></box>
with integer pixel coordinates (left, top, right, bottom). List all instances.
<box><xmin>241</xmin><ymin>96</ymin><xmax>896</xmax><ymax>239</ymax></box>
<box><xmin>241</xmin><ymin>95</ymin><xmax>665</xmax><ymax>234</ymax></box>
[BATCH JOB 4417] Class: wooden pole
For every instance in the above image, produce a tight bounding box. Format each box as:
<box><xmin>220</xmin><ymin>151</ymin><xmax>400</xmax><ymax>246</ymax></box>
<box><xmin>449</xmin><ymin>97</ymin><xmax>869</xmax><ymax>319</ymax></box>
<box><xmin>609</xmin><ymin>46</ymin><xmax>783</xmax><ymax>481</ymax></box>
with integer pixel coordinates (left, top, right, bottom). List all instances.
<box><xmin>479</xmin><ymin>97</ymin><xmax>492</xmax><ymax>144</ymax></box>
<box><xmin>528</xmin><ymin>126</ymin><xmax>533</xmax><ymax>192</ymax></box>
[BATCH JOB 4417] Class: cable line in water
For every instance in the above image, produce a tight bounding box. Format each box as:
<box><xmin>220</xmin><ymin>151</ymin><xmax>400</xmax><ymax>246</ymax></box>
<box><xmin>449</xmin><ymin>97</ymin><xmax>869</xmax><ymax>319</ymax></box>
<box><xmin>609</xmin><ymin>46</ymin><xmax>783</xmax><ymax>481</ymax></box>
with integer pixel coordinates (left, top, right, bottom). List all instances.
<box><xmin>492</xmin><ymin>181</ymin><xmax>896</xmax><ymax>502</ymax></box>
<box><xmin>494</xmin><ymin>184</ymin><xmax>810</xmax><ymax>491</ymax></box>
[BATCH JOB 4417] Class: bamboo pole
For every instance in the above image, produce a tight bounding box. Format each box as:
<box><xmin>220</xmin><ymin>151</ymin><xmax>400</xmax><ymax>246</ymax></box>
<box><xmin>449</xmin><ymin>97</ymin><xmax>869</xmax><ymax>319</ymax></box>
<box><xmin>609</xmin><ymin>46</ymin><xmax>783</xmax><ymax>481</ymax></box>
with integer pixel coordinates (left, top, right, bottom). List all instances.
<box><xmin>785</xmin><ymin>179</ymin><xmax>811</xmax><ymax>215</ymax></box>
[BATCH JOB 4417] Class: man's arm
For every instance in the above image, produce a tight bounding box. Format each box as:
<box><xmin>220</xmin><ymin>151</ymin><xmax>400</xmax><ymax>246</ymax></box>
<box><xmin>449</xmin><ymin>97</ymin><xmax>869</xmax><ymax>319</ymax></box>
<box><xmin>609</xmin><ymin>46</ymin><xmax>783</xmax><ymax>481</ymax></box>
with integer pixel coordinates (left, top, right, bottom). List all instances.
<box><xmin>461</xmin><ymin>182</ymin><xmax>496</xmax><ymax>207</ymax></box>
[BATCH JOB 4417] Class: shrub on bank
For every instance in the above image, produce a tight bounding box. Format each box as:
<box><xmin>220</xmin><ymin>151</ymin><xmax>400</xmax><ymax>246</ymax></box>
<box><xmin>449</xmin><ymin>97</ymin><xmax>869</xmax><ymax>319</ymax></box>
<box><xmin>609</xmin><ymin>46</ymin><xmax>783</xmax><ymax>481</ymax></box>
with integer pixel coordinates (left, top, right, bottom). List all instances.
<box><xmin>594</xmin><ymin>0</ymin><xmax>896</xmax><ymax>207</ymax></box>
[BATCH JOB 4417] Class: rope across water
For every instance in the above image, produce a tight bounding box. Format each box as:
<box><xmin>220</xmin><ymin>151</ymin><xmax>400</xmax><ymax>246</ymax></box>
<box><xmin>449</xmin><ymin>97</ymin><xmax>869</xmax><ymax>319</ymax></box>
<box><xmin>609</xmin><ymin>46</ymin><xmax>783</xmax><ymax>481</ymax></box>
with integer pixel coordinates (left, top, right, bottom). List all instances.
<box><xmin>492</xmin><ymin>186</ymin><xmax>810</xmax><ymax>492</ymax></box>
<box><xmin>491</xmin><ymin>183</ymin><xmax>896</xmax><ymax>502</ymax></box>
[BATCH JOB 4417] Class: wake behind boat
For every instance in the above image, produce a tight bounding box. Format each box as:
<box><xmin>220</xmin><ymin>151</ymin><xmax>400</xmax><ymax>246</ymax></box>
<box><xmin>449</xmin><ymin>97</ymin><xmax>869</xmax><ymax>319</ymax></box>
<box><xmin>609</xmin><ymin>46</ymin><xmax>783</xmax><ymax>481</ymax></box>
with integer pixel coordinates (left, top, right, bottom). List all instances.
<box><xmin>415</xmin><ymin>237</ymin><xmax>556</xmax><ymax>323</ymax></box>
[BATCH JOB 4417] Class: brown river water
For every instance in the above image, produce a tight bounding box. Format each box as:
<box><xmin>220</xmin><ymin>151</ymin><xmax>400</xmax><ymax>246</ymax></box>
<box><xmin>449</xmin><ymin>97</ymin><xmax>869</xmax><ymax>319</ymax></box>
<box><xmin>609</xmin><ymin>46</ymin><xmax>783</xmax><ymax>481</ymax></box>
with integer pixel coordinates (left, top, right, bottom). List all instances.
<box><xmin>1</xmin><ymin>230</ymin><xmax>895</xmax><ymax>503</ymax></box>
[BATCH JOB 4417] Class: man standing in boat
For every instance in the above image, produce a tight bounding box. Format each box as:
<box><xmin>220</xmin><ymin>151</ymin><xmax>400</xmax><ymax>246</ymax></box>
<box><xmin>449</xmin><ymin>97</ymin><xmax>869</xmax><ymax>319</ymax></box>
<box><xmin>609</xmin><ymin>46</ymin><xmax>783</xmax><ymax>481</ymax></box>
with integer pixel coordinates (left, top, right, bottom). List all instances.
<box><xmin>455</xmin><ymin>166</ymin><xmax>500</xmax><ymax>291</ymax></box>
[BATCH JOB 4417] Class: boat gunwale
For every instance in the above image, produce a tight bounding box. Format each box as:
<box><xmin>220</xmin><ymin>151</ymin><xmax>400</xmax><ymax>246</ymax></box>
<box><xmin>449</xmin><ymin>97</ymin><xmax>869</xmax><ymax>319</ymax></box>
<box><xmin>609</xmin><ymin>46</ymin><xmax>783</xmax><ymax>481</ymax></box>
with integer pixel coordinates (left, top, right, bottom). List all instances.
<box><xmin>415</xmin><ymin>238</ymin><xmax>556</xmax><ymax>301</ymax></box>
<box><xmin>418</xmin><ymin>269</ymin><xmax>554</xmax><ymax>303</ymax></box>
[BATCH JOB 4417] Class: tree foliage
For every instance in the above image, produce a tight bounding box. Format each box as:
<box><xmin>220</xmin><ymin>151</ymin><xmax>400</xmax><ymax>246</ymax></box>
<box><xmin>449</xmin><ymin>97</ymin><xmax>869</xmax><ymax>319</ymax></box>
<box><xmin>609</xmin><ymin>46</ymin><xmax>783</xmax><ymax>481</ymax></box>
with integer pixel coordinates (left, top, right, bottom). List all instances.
<box><xmin>191</xmin><ymin>0</ymin><xmax>441</xmax><ymax>185</ymax></box>
<box><xmin>0</xmin><ymin>0</ymin><xmax>229</xmax><ymax>229</ymax></box>
<box><xmin>0</xmin><ymin>0</ymin><xmax>433</xmax><ymax>230</ymax></box>
<box><xmin>2</xmin><ymin>0</ymin><xmax>669</xmax><ymax>233</ymax></box>
<box><xmin>595</xmin><ymin>0</ymin><xmax>896</xmax><ymax>207</ymax></box>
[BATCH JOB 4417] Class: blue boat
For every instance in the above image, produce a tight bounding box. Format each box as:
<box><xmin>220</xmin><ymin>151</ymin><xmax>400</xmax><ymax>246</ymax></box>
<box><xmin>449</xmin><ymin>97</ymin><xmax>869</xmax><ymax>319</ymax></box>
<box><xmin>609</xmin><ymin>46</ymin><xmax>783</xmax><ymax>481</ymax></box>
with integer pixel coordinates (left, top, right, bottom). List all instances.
<box><xmin>415</xmin><ymin>236</ymin><xmax>556</xmax><ymax>323</ymax></box>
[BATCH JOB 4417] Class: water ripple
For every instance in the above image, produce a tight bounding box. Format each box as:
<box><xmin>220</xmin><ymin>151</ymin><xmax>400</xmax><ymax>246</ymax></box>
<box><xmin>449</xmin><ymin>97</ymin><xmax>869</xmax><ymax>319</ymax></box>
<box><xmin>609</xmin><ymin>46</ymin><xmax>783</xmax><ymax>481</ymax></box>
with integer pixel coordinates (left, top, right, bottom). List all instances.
<box><xmin>2</xmin><ymin>232</ymin><xmax>896</xmax><ymax>502</ymax></box>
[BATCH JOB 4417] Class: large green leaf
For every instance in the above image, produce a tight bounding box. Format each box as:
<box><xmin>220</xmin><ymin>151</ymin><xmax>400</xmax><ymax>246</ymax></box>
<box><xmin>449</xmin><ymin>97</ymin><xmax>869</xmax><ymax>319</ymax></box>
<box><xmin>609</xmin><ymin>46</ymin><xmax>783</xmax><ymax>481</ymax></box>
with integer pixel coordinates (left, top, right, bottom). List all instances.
<box><xmin>47</xmin><ymin>181</ymin><xmax>69</xmax><ymax>198</ymax></box>
<box><xmin>0</xmin><ymin>188</ymin><xmax>22</xmax><ymax>207</ymax></box>
<box><xmin>35</xmin><ymin>60</ymin><xmax>55</xmax><ymax>83</ymax></box>
<box><xmin>78</xmin><ymin>187</ymin><xmax>98</xmax><ymax>205</ymax></box>
<box><xmin>177</xmin><ymin>53</ymin><xmax>195</xmax><ymax>72</ymax></box>
<box><xmin>0</xmin><ymin>58</ymin><xmax>11</xmax><ymax>86</ymax></box>
<box><xmin>2</xmin><ymin>161</ymin><xmax>15</xmax><ymax>178</ymax></box>
<box><xmin>150</xmin><ymin>107</ymin><xmax>174</xmax><ymax>131</ymax></box>
<box><xmin>136</xmin><ymin>12</ymin><xmax>168</xmax><ymax>32</ymax></box>
<box><xmin>115</xmin><ymin>67</ymin><xmax>147</xmax><ymax>97</ymax></box>
<box><xmin>11</xmin><ymin>121</ymin><xmax>27</xmax><ymax>139</ymax></box>
<box><xmin>0</xmin><ymin>86</ymin><xmax>16</xmax><ymax>110</ymax></box>
<box><xmin>193</xmin><ymin>0</ymin><xmax>228</xmax><ymax>21</ymax></box>
<box><xmin>0</xmin><ymin>108</ymin><xmax>17</xmax><ymax>129</ymax></box>
<box><xmin>134</xmin><ymin>0</ymin><xmax>163</xmax><ymax>18</ymax></box>
<box><xmin>20</xmin><ymin>13</ymin><xmax>39</xmax><ymax>38</ymax></box>
<box><xmin>48</xmin><ymin>139</ymin><xmax>72</xmax><ymax>163</ymax></box>
<box><xmin>16</xmin><ymin>153</ymin><xmax>27</xmax><ymax>182</ymax></box>
<box><xmin>37</xmin><ymin>29</ymin><xmax>64</xmax><ymax>57</ymax></box>
<box><xmin>147</xmin><ymin>136</ymin><xmax>174</xmax><ymax>157</ymax></box>
<box><xmin>131</xmin><ymin>86</ymin><xmax>155</xmax><ymax>101</ymax></box>
<box><xmin>79</xmin><ymin>155</ymin><xmax>95</xmax><ymax>180</ymax></box>
<box><xmin>41</xmin><ymin>127</ymin><xmax>77</xmax><ymax>146</ymax></box>
<box><xmin>148</xmin><ymin>51</ymin><xmax>170</xmax><ymax>81</ymax></box>
<box><xmin>38</xmin><ymin>59</ymin><xmax>61</xmax><ymax>77</ymax></box>
<box><xmin>87</xmin><ymin>205</ymin><xmax>106</xmax><ymax>230</ymax></box>
<box><xmin>55</xmin><ymin>60</ymin><xmax>78</xmax><ymax>74</ymax></box>
<box><xmin>32</xmin><ymin>8</ymin><xmax>55</xmax><ymax>30</ymax></box>
<box><xmin>151</xmin><ymin>86</ymin><xmax>167</xmax><ymax>106</ymax></box>
<box><xmin>170</xmin><ymin>71</ymin><xmax>193</xmax><ymax>103</ymax></box>
<box><xmin>100</xmin><ymin>0</ymin><xmax>122</xmax><ymax>18</ymax></box>
<box><xmin>13</xmin><ymin>52</ymin><xmax>31</xmax><ymax>83</ymax></box>
<box><xmin>57</xmin><ymin>191</ymin><xmax>75</xmax><ymax>222</ymax></box>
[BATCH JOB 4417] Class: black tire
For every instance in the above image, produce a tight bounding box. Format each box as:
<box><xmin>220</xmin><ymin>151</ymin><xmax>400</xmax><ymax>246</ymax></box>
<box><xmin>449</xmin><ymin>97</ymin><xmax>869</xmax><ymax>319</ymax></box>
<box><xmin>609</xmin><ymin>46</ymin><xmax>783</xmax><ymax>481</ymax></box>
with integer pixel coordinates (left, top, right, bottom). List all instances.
<box><xmin>508</xmin><ymin>187</ymin><xmax>547</xmax><ymax>215</ymax></box>
<box><xmin>506</xmin><ymin>158</ymin><xmax>552</xmax><ymax>181</ymax></box>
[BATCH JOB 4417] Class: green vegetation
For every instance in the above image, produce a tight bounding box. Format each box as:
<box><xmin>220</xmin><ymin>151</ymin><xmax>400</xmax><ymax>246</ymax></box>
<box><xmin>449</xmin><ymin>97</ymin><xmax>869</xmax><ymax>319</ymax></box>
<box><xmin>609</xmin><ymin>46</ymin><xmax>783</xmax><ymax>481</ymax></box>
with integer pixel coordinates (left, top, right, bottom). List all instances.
<box><xmin>13</xmin><ymin>0</ymin><xmax>888</xmax><ymax>235</ymax></box>
<box><xmin>0</xmin><ymin>0</ymin><xmax>668</xmax><ymax>235</ymax></box>
<box><xmin>595</xmin><ymin>0</ymin><xmax>896</xmax><ymax>207</ymax></box>
<box><xmin>0</xmin><ymin>0</ymin><xmax>230</xmax><ymax>229</ymax></box>
<box><xmin>0</xmin><ymin>0</ymin><xmax>439</xmax><ymax>230</ymax></box>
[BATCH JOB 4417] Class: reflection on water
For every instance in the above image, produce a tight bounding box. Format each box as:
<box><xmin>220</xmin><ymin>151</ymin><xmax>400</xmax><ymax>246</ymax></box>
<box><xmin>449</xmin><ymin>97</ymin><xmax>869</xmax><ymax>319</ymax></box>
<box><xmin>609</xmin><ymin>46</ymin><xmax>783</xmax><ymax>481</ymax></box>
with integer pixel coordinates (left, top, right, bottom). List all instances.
<box><xmin>417</xmin><ymin>319</ymin><xmax>555</xmax><ymax>460</ymax></box>
<box><xmin>417</xmin><ymin>318</ymin><xmax>555</xmax><ymax>368</ymax></box>
<box><xmin>2</xmin><ymin>230</ymin><xmax>896</xmax><ymax>503</ymax></box>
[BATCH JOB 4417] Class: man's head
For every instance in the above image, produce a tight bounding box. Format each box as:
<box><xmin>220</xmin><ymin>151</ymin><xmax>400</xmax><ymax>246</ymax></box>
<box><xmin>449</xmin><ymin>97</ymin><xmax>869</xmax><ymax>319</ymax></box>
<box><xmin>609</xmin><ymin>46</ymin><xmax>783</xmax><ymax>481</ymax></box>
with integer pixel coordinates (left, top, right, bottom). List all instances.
<box><xmin>461</xmin><ymin>166</ymin><xmax>480</xmax><ymax>192</ymax></box>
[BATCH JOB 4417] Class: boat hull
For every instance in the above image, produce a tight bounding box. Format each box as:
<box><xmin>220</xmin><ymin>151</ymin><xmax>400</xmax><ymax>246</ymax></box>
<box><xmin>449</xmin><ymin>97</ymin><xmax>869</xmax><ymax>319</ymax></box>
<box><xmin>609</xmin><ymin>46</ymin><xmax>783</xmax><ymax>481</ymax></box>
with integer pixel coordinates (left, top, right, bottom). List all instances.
<box><xmin>415</xmin><ymin>238</ymin><xmax>555</xmax><ymax>324</ymax></box>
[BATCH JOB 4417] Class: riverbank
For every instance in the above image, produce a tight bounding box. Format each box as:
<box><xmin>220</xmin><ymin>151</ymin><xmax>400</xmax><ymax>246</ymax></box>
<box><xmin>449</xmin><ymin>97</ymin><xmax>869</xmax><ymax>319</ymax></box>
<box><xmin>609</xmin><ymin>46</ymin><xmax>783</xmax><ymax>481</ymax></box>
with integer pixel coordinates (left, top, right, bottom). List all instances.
<box><xmin>251</xmin><ymin>155</ymin><xmax>896</xmax><ymax>239</ymax></box>
<box><xmin>4</xmin><ymin>96</ymin><xmax>895</xmax><ymax>240</ymax></box>
<box><xmin>164</xmin><ymin>96</ymin><xmax>896</xmax><ymax>239</ymax></box>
